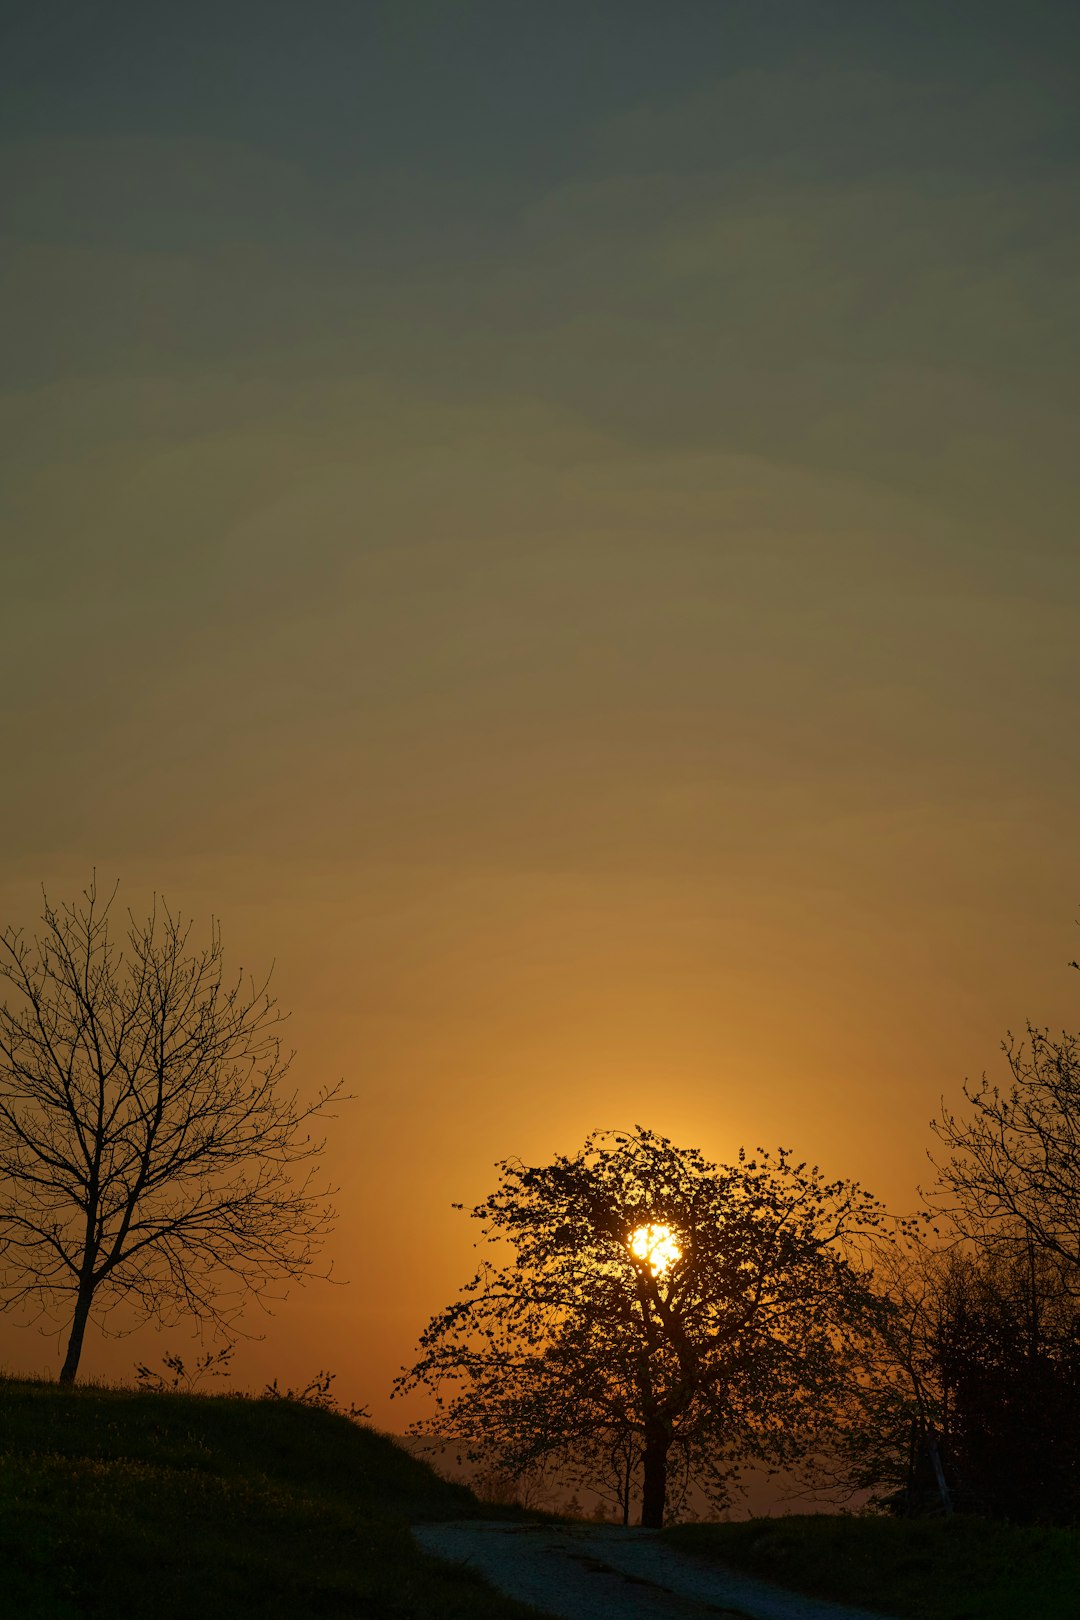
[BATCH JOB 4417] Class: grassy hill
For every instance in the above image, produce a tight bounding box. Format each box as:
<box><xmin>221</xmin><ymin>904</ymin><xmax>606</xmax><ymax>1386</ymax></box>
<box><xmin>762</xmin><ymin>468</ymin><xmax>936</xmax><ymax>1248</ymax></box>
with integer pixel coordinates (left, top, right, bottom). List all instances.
<box><xmin>12</xmin><ymin>1377</ymin><xmax>1078</xmax><ymax>1620</ymax></box>
<box><xmin>0</xmin><ymin>1377</ymin><xmax>541</xmax><ymax>1620</ymax></box>
<box><xmin>667</xmin><ymin>1514</ymin><xmax>1080</xmax><ymax>1620</ymax></box>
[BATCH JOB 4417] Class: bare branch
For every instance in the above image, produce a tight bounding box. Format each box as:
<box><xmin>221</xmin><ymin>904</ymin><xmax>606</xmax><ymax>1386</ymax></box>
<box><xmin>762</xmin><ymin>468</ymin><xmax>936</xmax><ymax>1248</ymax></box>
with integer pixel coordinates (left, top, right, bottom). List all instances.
<box><xmin>0</xmin><ymin>882</ymin><xmax>344</xmax><ymax>1382</ymax></box>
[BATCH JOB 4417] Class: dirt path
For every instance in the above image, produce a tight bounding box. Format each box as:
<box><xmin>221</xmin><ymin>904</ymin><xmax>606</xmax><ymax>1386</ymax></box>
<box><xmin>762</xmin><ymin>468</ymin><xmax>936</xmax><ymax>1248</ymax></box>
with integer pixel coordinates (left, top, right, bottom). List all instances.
<box><xmin>413</xmin><ymin>1521</ymin><xmax>897</xmax><ymax>1620</ymax></box>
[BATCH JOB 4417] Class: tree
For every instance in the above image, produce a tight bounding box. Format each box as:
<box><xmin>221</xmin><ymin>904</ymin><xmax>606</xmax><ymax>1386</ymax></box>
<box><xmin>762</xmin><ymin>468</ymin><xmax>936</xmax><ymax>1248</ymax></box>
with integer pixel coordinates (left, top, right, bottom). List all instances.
<box><xmin>564</xmin><ymin>1423</ymin><xmax>644</xmax><ymax>1527</ymax></box>
<box><xmin>395</xmin><ymin>1128</ymin><xmax>889</xmax><ymax>1526</ymax></box>
<box><xmin>0</xmin><ymin>881</ymin><xmax>341</xmax><ymax>1383</ymax></box>
<box><xmin>919</xmin><ymin>971</ymin><xmax>1080</xmax><ymax>1520</ymax></box>
<box><xmin>833</xmin><ymin>1220</ymin><xmax>1080</xmax><ymax>1525</ymax></box>
<box><xmin>934</xmin><ymin>1236</ymin><xmax>1080</xmax><ymax>1522</ymax></box>
<box><xmin>931</xmin><ymin>1016</ymin><xmax>1080</xmax><ymax>1273</ymax></box>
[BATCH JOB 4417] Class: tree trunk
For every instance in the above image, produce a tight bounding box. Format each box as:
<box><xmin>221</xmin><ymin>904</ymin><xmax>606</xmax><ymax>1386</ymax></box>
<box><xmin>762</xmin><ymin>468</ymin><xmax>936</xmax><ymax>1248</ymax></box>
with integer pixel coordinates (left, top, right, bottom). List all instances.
<box><xmin>640</xmin><ymin>1430</ymin><xmax>669</xmax><ymax>1528</ymax></box>
<box><xmin>926</xmin><ymin>1429</ymin><xmax>954</xmax><ymax>1518</ymax></box>
<box><xmin>58</xmin><ymin>1281</ymin><xmax>94</xmax><ymax>1385</ymax></box>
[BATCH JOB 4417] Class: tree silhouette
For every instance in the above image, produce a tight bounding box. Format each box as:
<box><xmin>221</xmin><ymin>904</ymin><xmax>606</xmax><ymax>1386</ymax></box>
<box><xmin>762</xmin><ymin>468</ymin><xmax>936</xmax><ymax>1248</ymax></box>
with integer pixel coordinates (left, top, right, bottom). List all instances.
<box><xmin>828</xmin><ymin>1224</ymin><xmax>1080</xmax><ymax>1525</ymax></box>
<box><xmin>396</xmin><ymin>1127</ymin><xmax>888</xmax><ymax>1526</ymax></box>
<box><xmin>0</xmin><ymin>881</ymin><xmax>341</xmax><ymax>1382</ymax></box>
<box><xmin>823</xmin><ymin>1231</ymin><xmax>959</xmax><ymax>1517</ymax></box>
<box><xmin>932</xmin><ymin>1010</ymin><xmax>1080</xmax><ymax>1272</ymax></box>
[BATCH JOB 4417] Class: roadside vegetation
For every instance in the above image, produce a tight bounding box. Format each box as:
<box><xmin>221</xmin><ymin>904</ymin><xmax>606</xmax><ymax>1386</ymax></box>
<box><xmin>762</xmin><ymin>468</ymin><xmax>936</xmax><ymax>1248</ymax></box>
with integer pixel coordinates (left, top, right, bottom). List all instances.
<box><xmin>0</xmin><ymin>1377</ymin><xmax>541</xmax><ymax>1620</ymax></box>
<box><xmin>666</xmin><ymin>1514</ymin><xmax>1080</xmax><ymax>1620</ymax></box>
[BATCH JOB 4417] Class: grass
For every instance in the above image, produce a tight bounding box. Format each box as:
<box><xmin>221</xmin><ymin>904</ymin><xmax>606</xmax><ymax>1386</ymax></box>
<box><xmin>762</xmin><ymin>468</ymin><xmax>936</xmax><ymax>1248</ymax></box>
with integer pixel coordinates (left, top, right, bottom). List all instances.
<box><xmin>0</xmin><ymin>1377</ymin><xmax>542</xmax><ymax>1620</ymax></box>
<box><xmin>14</xmin><ymin>1380</ymin><xmax>1075</xmax><ymax>1620</ymax></box>
<box><xmin>665</xmin><ymin>1513</ymin><xmax>1080</xmax><ymax>1620</ymax></box>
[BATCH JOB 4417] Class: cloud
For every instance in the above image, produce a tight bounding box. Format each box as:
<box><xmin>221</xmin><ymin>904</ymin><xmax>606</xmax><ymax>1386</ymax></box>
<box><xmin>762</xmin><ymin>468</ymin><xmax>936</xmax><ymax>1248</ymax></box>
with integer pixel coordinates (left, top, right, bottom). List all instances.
<box><xmin>589</xmin><ymin>62</ymin><xmax>1077</xmax><ymax>185</ymax></box>
<box><xmin>1</xmin><ymin>59</ymin><xmax>1077</xmax><ymax>881</ymax></box>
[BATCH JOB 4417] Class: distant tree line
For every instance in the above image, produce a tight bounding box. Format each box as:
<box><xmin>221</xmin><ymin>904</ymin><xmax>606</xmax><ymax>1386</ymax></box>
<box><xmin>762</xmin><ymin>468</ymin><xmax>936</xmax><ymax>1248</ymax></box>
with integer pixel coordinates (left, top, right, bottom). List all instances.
<box><xmin>868</xmin><ymin>997</ymin><xmax>1080</xmax><ymax>1526</ymax></box>
<box><xmin>835</xmin><ymin>1223</ymin><xmax>1080</xmax><ymax>1525</ymax></box>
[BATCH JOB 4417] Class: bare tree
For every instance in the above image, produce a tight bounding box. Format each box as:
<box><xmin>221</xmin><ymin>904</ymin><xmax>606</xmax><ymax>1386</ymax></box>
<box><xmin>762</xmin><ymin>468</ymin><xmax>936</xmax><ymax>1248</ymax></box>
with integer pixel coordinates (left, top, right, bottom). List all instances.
<box><xmin>931</xmin><ymin>1013</ymin><xmax>1080</xmax><ymax>1271</ymax></box>
<box><xmin>820</xmin><ymin>1230</ymin><xmax>957</xmax><ymax>1516</ymax></box>
<box><xmin>0</xmin><ymin>880</ymin><xmax>342</xmax><ymax>1383</ymax></box>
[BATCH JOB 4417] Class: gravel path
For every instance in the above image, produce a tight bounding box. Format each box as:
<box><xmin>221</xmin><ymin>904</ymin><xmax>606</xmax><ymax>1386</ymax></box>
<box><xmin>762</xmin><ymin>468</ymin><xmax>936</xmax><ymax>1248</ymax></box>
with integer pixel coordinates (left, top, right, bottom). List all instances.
<box><xmin>413</xmin><ymin>1521</ymin><xmax>897</xmax><ymax>1620</ymax></box>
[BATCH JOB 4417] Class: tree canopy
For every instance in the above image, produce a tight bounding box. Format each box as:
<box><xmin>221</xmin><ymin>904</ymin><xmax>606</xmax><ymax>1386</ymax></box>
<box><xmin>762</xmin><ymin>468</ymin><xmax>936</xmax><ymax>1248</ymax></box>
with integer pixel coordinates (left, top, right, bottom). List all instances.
<box><xmin>397</xmin><ymin>1127</ymin><xmax>889</xmax><ymax>1526</ymax></box>
<box><xmin>920</xmin><ymin>984</ymin><xmax>1080</xmax><ymax>1522</ymax></box>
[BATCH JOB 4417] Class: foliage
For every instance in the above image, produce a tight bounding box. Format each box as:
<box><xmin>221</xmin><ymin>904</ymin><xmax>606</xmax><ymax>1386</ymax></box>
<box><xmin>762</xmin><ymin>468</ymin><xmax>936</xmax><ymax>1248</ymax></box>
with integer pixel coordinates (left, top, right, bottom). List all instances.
<box><xmin>261</xmin><ymin>1368</ymin><xmax>371</xmax><ymax>1422</ymax></box>
<box><xmin>935</xmin><ymin>1238</ymin><xmax>1080</xmax><ymax>1522</ymax></box>
<box><xmin>832</xmin><ymin>1229</ymin><xmax>1080</xmax><ymax>1525</ymax></box>
<box><xmin>818</xmin><ymin>1230</ymin><xmax>956</xmax><ymax>1514</ymax></box>
<box><xmin>470</xmin><ymin>1460</ymin><xmax>555</xmax><ymax>1512</ymax></box>
<box><xmin>0</xmin><ymin>880</ymin><xmax>343</xmax><ymax>1382</ymax></box>
<box><xmin>135</xmin><ymin>1341</ymin><xmax>235</xmax><ymax>1393</ymax></box>
<box><xmin>0</xmin><ymin>1377</ymin><xmax>539</xmax><ymax>1620</ymax></box>
<box><xmin>921</xmin><ymin>983</ymin><xmax>1080</xmax><ymax>1523</ymax></box>
<box><xmin>135</xmin><ymin>1341</ymin><xmax>372</xmax><ymax>1420</ymax></box>
<box><xmin>396</xmin><ymin>1127</ymin><xmax>891</xmax><ymax>1526</ymax></box>
<box><xmin>666</xmin><ymin>1513</ymin><xmax>1080</xmax><ymax>1620</ymax></box>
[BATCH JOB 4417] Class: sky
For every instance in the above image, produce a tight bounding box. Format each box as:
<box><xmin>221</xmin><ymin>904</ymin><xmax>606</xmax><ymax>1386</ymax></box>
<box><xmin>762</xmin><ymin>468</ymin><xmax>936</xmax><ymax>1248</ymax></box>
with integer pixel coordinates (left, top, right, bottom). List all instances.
<box><xmin>1</xmin><ymin>1</ymin><xmax>1079</xmax><ymax>1424</ymax></box>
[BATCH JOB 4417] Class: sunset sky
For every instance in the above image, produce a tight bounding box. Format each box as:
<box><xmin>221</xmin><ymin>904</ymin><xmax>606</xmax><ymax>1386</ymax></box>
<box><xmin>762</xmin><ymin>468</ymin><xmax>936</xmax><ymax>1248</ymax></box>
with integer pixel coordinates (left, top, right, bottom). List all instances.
<box><xmin>2</xmin><ymin>1</ymin><xmax>1079</xmax><ymax>1424</ymax></box>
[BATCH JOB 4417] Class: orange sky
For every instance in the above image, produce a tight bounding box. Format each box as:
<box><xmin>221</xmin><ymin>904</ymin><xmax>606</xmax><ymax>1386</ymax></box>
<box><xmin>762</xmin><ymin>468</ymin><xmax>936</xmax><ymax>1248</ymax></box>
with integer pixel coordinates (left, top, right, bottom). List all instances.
<box><xmin>2</xmin><ymin>3</ymin><xmax>1079</xmax><ymax>1425</ymax></box>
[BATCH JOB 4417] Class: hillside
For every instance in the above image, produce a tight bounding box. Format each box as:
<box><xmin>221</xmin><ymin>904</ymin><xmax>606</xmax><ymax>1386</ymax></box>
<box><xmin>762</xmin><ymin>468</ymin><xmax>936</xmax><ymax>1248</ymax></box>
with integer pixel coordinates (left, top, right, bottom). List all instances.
<box><xmin>0</xmin><ymin>1378</ymin><xmax>540</xmax><ymax>1620</ymax></box>
<box><xmin>668</xmin><ymin>1515</ymin><xmax>1080</xmax><ymax>1620</ymax></box>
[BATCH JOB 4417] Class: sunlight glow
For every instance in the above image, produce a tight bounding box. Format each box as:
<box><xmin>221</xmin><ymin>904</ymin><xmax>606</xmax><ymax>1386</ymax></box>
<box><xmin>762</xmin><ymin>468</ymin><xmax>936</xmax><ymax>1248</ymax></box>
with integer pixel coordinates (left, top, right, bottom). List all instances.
<box><xmin>629</xmin><ymin>1223</ymin><xmax>681</xmax><ymax>1276</ymax></box>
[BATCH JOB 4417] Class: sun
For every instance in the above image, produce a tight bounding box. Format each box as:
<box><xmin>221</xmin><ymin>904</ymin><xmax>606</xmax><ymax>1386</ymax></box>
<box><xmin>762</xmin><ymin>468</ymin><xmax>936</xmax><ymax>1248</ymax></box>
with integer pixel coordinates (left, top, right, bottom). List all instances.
<box><xmin>629</xmin><ymin>1223</ymin><xmax>682</xmax><ymax>1276</ymax></box>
